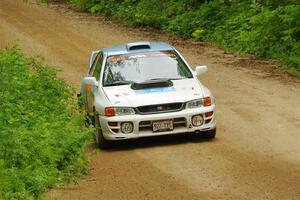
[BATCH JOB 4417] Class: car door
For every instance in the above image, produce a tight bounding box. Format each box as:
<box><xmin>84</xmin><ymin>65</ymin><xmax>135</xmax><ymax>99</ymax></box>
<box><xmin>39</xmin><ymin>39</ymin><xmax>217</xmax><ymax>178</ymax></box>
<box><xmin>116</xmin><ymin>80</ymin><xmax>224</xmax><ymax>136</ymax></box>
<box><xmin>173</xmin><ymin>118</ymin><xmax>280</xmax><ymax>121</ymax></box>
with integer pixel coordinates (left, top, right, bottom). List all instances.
<box><xmin>83</xmin><ymin>52</ymin><xmax>103</xmax><ymax>113</ymax></box>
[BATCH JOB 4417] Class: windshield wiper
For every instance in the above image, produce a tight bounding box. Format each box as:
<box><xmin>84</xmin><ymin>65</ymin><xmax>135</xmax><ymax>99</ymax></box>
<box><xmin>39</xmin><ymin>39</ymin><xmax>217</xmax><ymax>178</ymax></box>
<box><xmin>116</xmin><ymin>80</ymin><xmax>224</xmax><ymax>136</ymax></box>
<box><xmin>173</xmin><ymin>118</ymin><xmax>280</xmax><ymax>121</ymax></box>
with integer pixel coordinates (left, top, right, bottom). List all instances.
<box><xmin>105</xmin><ymin>81</ymin><xmax>134</xmax><ymax>87</ymax></box>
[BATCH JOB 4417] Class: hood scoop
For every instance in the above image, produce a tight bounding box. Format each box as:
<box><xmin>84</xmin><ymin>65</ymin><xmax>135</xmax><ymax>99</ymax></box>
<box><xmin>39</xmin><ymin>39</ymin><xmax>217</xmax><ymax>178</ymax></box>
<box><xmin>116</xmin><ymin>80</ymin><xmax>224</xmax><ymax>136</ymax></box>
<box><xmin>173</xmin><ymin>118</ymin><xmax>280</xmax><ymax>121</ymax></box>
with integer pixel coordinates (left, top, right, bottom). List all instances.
<box><xmin>131</xmin><ymin>79</ymin><xmax>173</xmax><ymax>90</ymax></box>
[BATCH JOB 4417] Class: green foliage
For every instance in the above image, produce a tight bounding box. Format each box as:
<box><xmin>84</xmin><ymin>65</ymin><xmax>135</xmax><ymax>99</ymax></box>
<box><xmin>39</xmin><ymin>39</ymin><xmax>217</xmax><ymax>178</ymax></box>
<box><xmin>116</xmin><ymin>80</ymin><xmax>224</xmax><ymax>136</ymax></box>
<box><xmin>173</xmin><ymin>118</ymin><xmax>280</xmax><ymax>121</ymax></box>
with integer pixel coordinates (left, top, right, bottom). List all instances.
<box><xmin>65</xmin><ymin>0</ymin><xmax>300</xmax><ymax>75</ymax></box>
<box><xmin>0</xmin><ymin>47</ymin><xmax>92</xmax><ymax>199</ymax></box>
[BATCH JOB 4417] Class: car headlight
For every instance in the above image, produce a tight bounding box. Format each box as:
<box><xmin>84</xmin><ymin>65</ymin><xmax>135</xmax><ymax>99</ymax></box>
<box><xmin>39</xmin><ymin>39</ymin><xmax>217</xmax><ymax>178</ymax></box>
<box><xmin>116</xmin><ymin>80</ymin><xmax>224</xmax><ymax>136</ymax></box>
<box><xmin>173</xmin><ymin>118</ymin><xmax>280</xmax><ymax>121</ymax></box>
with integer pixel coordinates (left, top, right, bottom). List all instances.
<box><xmin>186</xmin><ymin>99</ymin><xmax>203</xmax><ymax>109</ymax></box>
<box><xmin>104</xmin><ymin>107</ymin><xmax>135</xmax><ymax>117</ymax></box>
<box><xmin>186</xmin><ymin>97</ymin><xmax>213</xmax><ymax>109</ymax></box>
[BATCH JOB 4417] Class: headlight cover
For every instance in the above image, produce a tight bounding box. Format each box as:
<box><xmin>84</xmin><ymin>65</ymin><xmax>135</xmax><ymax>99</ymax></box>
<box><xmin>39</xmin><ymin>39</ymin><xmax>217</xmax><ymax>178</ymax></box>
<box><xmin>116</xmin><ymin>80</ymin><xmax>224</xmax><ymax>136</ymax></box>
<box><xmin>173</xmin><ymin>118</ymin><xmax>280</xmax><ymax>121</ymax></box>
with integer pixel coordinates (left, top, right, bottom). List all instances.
<box><xmin>104</xmin><ymin>107</ymin><xmax>135</xmax><ymax>116</ymax></box>
<box><xmin>186</xmin><ymin>99</ymin><xmax>203</xmax><ymax>109</ymax></box>
<box><xmin>186</xmin><ymin>97</ymin><xmax>214</xmax><ymax>109</ymax></box>
<box><xmin>115</xmin><ymin>107</ymin><xmax>135</xmax><ymax>116</ymax></box>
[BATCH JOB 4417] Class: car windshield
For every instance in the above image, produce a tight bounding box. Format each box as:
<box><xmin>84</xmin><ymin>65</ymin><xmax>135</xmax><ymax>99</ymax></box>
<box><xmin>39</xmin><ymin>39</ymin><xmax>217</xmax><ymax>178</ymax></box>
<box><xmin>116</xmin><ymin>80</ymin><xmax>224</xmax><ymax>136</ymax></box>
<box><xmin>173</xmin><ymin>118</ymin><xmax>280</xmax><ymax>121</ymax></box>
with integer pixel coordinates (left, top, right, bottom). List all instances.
<box><xmin>102</xmin><ymin>50</ymin><xmax>193</xmax><ymax>86</ymax></box>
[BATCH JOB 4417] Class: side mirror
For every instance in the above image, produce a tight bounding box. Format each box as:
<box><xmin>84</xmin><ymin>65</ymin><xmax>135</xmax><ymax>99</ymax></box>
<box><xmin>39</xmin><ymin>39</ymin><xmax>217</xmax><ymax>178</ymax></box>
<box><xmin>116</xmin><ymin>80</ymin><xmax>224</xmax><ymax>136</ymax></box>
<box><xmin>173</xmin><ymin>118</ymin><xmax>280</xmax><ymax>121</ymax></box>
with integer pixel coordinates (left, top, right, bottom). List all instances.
<box><xmin>82</xmin><ymin>77</ymin><xmax>98</xmax><ymax>89</ymax></box>
<box><xmin>195</xmin><ymin>65</ymin><xmax>208</xmax><ymax>76</ymax></box>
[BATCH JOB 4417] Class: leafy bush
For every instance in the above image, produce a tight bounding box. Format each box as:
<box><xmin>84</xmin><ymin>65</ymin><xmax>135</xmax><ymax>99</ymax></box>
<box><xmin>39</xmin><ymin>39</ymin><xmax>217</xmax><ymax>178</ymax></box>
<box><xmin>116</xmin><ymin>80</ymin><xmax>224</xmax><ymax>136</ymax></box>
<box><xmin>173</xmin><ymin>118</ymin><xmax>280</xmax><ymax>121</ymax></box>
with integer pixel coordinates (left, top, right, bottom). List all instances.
<box><xmin>63</xmin><ymin>0</ymin><xmax>300</xmax><ymax>75</ymax></box>
<box><xmin>0</xmin><ymin>47</ymin><xmax>92</xmax><ymax>199</ymax></box>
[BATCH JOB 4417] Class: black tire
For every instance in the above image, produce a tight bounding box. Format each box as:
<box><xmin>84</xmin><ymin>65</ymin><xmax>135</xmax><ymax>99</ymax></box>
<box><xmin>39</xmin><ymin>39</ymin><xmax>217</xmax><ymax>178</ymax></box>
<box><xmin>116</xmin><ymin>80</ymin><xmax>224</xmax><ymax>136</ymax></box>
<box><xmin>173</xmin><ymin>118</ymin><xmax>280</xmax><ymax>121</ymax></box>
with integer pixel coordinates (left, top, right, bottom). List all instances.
<box><xmin>94</xmin><ymin>113</ymin><xmax>112</xmax><ymax>149</ymax></box>
<box><xmin>203</xmin><ymin>128</ymin><xmax>216</xmax><ymax>139</ymax></box>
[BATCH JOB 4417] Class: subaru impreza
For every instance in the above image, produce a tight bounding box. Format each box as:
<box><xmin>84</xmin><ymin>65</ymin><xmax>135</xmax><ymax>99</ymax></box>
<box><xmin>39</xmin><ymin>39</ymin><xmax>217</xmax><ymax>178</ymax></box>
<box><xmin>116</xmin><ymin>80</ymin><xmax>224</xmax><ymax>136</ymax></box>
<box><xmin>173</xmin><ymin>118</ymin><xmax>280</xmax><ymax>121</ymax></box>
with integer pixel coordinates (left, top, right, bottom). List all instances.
<box><xmin>80</xmin><ymin>41</ymin><xmax>216</xmax><ymax>149</ymax></box>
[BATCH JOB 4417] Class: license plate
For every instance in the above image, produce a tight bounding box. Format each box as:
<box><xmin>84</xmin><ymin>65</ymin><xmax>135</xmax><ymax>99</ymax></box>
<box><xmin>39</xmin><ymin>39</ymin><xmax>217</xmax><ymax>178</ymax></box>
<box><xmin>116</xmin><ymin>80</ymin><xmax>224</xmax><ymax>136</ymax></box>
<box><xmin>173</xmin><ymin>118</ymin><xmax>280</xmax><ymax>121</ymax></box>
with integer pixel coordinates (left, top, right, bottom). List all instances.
<box><xmin>152</xmin><ymin>120</ymin><xmax>173</xmax><ymax>132</ymax></box>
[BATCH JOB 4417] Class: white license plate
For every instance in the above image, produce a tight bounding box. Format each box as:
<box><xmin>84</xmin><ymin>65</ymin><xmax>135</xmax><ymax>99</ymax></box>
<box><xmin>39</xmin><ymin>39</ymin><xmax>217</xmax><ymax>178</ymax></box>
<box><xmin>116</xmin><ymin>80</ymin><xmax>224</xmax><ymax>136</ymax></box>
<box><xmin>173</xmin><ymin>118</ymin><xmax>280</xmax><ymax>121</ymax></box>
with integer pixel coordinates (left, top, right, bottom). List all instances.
<box><xmin>152</xmin><ymin>120</ymin><xmax>173</xmax><ymax>132</ymax></box>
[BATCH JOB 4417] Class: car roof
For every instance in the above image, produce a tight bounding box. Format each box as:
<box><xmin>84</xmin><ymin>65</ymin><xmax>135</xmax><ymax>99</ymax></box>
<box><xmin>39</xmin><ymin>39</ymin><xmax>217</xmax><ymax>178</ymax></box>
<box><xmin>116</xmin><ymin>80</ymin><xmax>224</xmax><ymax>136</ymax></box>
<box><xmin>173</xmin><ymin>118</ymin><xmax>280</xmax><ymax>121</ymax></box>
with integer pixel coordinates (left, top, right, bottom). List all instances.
<box><xmin>102</xmin><ymin>41</ymin><xmax>175</xmax><ymax>56</ymax></box>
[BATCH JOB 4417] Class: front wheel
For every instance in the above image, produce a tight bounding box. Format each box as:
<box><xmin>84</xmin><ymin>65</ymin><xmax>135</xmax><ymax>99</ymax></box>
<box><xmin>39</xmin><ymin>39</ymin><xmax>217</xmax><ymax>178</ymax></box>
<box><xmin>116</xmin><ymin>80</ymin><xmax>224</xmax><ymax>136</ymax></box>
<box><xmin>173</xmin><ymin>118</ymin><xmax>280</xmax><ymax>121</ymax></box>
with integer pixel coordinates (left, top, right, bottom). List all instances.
<box><xmin>94</xmin><ymin>113</ymin><xmax>112</xmax><ymax>149</ymax></box>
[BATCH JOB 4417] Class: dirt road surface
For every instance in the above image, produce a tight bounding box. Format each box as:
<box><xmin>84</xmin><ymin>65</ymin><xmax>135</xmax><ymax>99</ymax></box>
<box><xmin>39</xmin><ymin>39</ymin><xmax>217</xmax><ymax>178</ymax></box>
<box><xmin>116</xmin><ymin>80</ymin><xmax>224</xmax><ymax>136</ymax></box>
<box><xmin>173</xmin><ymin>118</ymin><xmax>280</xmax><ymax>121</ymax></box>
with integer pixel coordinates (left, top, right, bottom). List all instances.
<box><xmin>1</xmin><ymin>1</ymin><xmax>299</xmax><ymax>199</ymax></box>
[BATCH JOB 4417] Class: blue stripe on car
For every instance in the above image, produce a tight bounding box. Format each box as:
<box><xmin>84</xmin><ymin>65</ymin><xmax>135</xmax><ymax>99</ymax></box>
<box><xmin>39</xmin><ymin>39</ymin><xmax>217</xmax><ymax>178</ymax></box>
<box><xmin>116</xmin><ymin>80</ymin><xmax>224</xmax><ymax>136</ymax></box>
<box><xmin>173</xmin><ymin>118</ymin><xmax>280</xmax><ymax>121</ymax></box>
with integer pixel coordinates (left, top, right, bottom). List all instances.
<box><xmin>135</xmin><ymin>87</ymin><xmax>176</xmax><ymax>94</ymax></box>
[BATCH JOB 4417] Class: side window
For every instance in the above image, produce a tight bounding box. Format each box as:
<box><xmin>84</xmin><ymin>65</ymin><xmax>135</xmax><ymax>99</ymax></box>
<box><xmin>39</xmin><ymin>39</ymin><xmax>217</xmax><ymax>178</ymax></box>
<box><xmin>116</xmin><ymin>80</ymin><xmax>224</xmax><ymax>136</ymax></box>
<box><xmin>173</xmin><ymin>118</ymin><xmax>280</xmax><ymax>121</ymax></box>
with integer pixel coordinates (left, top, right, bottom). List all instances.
<box><xmin>93</xmin><ymin>53</ymin><xmax>103</xmax><ymax>80</ymax></box>
<box><xmin>88</xmin><ymin>53</ymin><xmax>100</xmax><ymax>76</ymax></box>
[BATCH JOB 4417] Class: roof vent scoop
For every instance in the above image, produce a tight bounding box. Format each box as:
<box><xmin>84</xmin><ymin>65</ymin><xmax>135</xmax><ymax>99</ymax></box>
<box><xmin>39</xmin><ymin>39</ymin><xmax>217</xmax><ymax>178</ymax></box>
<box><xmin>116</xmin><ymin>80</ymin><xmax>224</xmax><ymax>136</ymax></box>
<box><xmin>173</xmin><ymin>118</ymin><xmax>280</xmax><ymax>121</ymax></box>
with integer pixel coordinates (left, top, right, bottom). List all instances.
<box><xmin>127</xmin><ymin>42</ymin><xmax>151</xmax><ymax>51</ymax></box>
<box><xmin>131</xmin><ymin>79</ymin><xmax>173</xmax><ymax>90</ymax></box>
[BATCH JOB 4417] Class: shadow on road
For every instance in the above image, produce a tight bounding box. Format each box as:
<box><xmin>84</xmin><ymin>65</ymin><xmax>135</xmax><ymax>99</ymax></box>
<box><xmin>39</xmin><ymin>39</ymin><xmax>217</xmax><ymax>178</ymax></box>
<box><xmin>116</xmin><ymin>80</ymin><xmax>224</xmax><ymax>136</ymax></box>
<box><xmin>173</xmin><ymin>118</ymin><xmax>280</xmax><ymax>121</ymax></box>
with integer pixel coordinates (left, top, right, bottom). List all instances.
<box><xmin>101</xmin><ymin>133</ymin><xmax>217</xmax><ymax>151</ymax></box>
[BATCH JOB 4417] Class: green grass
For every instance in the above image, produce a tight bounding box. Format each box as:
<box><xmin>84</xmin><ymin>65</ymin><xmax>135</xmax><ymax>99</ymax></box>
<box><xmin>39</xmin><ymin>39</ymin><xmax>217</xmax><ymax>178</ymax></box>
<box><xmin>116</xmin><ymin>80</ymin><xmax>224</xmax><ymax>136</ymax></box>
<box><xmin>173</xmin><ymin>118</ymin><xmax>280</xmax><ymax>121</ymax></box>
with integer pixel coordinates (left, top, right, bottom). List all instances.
<box><xmin>63</xmin><ymin>0</ymin><xmax>300</xmax><ymax>76</ymax></box>
<box><xmin>0</xmin><ymin>46</ymin><xmax>92</xmax><ymax>200</ymax></box>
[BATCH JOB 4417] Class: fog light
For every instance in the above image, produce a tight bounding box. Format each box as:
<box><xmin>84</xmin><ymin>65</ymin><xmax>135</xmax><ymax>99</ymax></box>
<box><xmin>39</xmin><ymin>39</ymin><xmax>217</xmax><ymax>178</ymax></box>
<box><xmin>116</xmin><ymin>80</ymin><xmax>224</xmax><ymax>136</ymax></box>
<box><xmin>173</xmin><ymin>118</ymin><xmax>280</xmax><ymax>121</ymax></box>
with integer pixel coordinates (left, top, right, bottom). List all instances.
<box><xmin>192</xmin><ymin>115</ymin><xmax>204</xmax><ymax>127</ymax></box>
<box><xmin>121</xmin><ymin>122</ymin><xmax>134</xmax><ymax>134</ymax></box>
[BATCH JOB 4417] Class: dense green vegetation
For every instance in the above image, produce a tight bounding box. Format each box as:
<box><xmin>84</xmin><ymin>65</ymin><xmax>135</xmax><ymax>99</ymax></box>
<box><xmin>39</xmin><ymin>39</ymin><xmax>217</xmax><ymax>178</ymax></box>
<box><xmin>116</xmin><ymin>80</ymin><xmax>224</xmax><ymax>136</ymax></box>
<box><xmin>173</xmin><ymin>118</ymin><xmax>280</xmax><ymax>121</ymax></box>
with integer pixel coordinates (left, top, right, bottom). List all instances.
<box><xmin>0</xmin><ymin>47</ymin><xmax>92</xmax><ymax>199</ymax></box>
<box><xmin>65</xmin><ymin>0</ymin><xmax>300</xmax><ymax>75</ymax></box>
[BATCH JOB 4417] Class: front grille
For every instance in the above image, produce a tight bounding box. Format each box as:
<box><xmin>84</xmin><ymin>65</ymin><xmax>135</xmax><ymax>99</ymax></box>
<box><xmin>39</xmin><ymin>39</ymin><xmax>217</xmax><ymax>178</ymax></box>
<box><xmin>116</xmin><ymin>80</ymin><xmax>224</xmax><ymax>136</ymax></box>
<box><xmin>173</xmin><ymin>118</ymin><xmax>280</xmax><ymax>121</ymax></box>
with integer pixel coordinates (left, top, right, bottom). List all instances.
<box><xmin>137</xmin><ymin>103</ymin><xmax>184</xmax><ymax>114</ymax></box>
<box><xmin>139</xmin><ymin>117</ymin><xmax>187</xmax><ymax>132</ymax></box>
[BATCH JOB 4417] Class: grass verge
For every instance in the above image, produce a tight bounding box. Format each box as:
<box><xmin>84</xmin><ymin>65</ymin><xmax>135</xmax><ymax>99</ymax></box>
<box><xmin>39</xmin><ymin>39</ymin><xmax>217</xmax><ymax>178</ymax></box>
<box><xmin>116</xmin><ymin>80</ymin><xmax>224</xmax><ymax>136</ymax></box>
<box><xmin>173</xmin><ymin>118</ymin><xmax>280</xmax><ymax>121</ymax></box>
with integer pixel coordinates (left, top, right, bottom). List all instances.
<box><xmin>0</xmin><ymin>46</ymin><xmax>92</xmax><ymax>200</ymax></box>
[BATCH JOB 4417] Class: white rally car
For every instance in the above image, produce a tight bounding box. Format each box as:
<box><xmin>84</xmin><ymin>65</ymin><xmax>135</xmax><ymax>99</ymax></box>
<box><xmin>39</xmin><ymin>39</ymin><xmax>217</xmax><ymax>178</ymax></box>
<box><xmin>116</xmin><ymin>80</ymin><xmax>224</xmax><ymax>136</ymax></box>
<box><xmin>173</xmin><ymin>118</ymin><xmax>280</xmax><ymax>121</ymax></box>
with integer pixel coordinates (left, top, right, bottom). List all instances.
<box><xmin>80</xmin><ymin>41</ymin><xmax>216</xmax><ymax>149</ymax></box>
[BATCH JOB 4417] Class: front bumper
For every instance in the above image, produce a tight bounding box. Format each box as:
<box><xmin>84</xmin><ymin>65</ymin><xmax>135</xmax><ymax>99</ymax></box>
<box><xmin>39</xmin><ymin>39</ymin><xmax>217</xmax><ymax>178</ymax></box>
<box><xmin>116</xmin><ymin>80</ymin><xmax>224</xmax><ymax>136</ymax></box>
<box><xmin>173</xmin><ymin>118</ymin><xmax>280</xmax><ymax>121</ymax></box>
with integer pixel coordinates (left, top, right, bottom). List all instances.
<box><xmin>99</xmin><ymin>105</ymin><xmax>216</xmax><ymax>140</ymax></box>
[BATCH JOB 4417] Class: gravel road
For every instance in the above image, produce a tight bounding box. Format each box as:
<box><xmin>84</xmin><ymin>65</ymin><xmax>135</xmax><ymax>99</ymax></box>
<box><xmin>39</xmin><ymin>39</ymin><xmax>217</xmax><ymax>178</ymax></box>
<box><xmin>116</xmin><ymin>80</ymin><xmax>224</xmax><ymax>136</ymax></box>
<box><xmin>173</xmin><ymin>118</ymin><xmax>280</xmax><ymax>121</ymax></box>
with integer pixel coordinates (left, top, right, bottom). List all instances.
<box><xmin>0</xmin><ymin>1</ymin><xmax>299</xmax><ymax>199</ymax></box>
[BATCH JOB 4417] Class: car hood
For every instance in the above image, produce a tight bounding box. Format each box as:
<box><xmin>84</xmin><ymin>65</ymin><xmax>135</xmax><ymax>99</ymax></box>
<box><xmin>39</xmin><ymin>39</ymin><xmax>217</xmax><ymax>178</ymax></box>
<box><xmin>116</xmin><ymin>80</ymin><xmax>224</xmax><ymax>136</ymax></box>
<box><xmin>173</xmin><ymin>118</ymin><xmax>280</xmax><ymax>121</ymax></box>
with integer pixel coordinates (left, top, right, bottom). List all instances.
<box><xmin>102</xmin><ymin>79</ymin><xmax>204</xmax><ymax>107</ymax></box>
